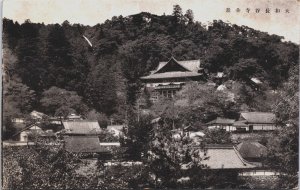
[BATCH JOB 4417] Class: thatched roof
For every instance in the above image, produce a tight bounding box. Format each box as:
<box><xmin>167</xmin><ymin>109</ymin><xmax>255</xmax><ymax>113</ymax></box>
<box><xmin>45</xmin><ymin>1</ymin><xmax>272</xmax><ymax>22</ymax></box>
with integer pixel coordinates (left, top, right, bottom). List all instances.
<box><xmin>240</xmin><ymin>112</ymin><xmax>276</xmax><ymax>124</ymax></box>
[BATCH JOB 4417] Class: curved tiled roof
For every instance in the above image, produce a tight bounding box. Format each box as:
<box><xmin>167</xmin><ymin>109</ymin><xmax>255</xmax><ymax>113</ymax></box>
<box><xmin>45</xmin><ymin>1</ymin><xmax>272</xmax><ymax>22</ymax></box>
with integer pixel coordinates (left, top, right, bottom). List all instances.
<box><xmin>141</xmin><ymin>57</ymin><xmax>202</xmax><ymax>80</ymax></box>
<box><xmin>154</xmin><ymin>58</ymin><xmax>201</xmax><ymax>73</ymax></box>
<box><xmin>200</xmin><ymin>145</ymin><xmax>257</xmax><ymax>169</ymax></box>
<box><xmin>140</xmin><ymin>71</ymin><xmax>202</xmax><ymax>80</ymax></box>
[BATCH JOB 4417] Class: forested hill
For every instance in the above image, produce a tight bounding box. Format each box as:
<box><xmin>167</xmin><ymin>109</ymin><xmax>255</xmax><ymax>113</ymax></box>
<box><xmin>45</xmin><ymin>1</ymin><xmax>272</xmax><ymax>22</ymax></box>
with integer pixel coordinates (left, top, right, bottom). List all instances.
<box><xmin>2</xmin><ymin>6</ymin><xmax>299</xmax><ymax>122</ymax></box>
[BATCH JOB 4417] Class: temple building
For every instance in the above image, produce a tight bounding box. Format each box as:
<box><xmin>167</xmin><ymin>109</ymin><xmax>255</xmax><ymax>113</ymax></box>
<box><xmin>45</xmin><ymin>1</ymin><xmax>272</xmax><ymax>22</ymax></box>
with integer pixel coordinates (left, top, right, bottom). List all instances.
<box><xmin>140</xmin><ymin>57</ymin><xmax>204</xmax><ymax>101</ymax></box>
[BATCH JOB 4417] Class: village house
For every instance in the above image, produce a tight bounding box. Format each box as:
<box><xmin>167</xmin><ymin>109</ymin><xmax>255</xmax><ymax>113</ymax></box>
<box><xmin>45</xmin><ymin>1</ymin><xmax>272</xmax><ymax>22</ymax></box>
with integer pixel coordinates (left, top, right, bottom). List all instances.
<box><xmin>14</xmin><ymin>124</ymin><xmax>44</xmax><ymax>142</ymax></box>
<box><xmin>198</xmin><ymin>144</ymin><xmax>256</xmax><ymax>170</ymax></box>
<box><xmin>206</xmin><ymin>112</ymin><xmax>276</xmax><ymax>132</ymax></box>
<box><xmin>234</xmin><ymin>112</ymin><xmax>276</xmax><ymax>132</ymax></box>
<box><xmin>61</xmin><ymin>121</ymin><xmax>111</xmax><ymax>159</ymax></box>
<box><xmin>179</xmin><ymin>144</ymin><xmax>257</xmax><ymax>186</ymax></box>
<box><xmin>206</xmin><ymin>117</ymin><xmax>236</xmax><ymax>132</ymax></box>
<box><xmin>64</xmin><ymin>136</ymin><xmax>111</xmax><ymax>159</ymax></box>
<box><xmin>140</xmin><ymin>57</ymin><xmax>204</xmax><ymax>101</ymax></box>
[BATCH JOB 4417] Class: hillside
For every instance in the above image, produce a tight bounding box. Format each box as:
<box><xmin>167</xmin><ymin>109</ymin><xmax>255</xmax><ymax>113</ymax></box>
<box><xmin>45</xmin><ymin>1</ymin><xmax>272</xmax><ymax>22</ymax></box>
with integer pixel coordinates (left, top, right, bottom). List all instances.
<box><xmin>2</xmin><ymin>8</ymin><xmax>299</xmax><ymax>123</ymax></box>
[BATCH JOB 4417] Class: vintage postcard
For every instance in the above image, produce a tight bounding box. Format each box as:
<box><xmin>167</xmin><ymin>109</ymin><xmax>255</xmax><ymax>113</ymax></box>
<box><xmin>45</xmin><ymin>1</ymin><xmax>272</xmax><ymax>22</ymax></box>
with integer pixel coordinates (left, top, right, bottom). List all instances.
<box><xmin>2</xmin><ymin>0</ymin><xmax>299</xmax><ymax>189</ymax></box>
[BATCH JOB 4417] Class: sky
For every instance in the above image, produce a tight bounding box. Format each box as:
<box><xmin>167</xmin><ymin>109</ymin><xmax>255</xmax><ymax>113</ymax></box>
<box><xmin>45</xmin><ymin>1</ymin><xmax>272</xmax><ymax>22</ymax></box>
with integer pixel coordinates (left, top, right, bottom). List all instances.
<box><xmin>2</xmin><ymin>0</ymin><xmax>300</xmax><ymax>43</ymax></box>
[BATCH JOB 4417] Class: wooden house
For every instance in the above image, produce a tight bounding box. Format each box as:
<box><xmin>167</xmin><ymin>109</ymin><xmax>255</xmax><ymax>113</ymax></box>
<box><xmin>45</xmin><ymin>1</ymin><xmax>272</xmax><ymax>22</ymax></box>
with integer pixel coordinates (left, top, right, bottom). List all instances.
<box><xmin>61</xmin><ymin>121</ymin><xmax>111</xmax><ymax>158</ymax></box>
<box><xmin>180</xmin><ymin>144</ymin><xmax>257</xmax><ymax>186</ymax></box>
<box><xmin>198</xmin><ymin>144</ymin><xmax>256</xmax><ymax>170</ymax></box>
<box><xmin>235</xmin><ymin>112</ymin><xmax>276</xmax><ymax>132</ymax></box>
<box><xmin>206</xmin><ymin>117</ymin><xmax>236</xmax><ymax>132</ymax></box>
<box><xmin>64</xmin><ymin>136</ymin><xmax>111</xmax><ymax>159</ymax></box>
<box><xmin>206</xmin><ymin>112</ymin><xmax>276</xmax><ymax>132</ymax></box>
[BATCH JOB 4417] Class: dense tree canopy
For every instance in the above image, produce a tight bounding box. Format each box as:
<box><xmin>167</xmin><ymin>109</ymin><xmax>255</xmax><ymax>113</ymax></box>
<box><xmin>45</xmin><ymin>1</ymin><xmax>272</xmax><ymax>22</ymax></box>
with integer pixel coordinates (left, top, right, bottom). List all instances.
<box><xmin>3</xmin><ymin>4</ymin><xmax>298</xmax><ymax>121</ymax></box>
<box><xmin>151</xmin><ymin>82</ymin><xmax>239</xmax><ymax>128</ymax></box>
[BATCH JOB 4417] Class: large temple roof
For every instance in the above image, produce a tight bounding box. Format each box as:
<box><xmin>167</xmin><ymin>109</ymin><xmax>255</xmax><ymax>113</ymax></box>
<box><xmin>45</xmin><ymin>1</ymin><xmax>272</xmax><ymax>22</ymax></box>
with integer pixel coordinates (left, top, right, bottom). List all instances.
<box><xmin>140</xmin><ymin>71</ymin><xmax>202</xmax><ymax>80</ymax></box>
<box><xmin>141</xmin><ymin>57</ymin><xmax>202</xmax><ymax>80</ymax></box>
<box><xmin>155</xmin><ymin>58</ymin><xmax>201</xmax><ymax>73</ymax></box>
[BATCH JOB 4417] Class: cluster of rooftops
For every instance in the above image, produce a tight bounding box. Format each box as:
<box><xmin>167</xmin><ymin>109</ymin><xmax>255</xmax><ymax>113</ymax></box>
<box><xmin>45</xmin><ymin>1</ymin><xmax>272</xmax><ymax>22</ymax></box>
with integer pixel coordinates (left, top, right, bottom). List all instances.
<box><xmin>5</xmin><ymin>110</ymin><xmax>273</xmax><ymax>170</ymax></box>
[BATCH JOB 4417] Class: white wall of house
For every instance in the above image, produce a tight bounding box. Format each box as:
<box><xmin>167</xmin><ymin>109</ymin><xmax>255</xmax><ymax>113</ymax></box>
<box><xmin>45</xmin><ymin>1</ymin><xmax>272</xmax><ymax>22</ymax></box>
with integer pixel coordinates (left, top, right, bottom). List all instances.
<box><xmin>239</xmin><ymin>170</ymin><xmax>279</xmax><ymax>176</ymax></box>
<box><xmin>208</xmin><ymin>125</ymin><xmax>236</xmax><ymax>132</ymax></box>
<box><xmin>252</xmin><ymin>124</ymin><xmax>275</xmax><ymax>131</ymax></box>
<box><xmin>99</xmin><ymin>142</ymin><xmax>120</xmax><ymax>146</ymax></box>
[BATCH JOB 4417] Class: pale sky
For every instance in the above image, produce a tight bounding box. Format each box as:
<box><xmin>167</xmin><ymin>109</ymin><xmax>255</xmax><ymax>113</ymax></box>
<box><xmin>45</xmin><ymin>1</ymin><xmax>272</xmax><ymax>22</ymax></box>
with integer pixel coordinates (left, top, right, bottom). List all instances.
<box><xmin>2</xmin><ymin>0</ymin><xmax>300</xmax><ymax>43</ymax></box>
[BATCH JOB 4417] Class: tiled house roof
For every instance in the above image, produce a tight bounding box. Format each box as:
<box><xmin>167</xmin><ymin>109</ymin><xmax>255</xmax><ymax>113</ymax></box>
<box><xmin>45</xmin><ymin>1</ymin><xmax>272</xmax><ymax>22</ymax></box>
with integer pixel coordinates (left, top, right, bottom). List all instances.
<box><xmin>62</xmin><ymin>121</ymin><xmax>101</xmax><ymax>134</ymax></box>
<box><xmin>240</xmin><ymin>112</ymin><xmax>276</xmax><ymax>124</ymax></box>
<box><xmin>64</xmin><ymin>136</ymin><xmax>109</xmax><ymax>153</ymax></box>
<box><xmin>206</xmin><ymin>117</ymin><xmax>235</xmax><ymax>125</ymax></box>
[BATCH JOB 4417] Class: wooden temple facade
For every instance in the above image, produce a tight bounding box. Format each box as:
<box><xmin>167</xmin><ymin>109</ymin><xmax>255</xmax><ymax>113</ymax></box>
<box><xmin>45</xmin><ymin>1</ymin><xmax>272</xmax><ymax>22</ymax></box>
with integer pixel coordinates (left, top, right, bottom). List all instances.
<box><xmin>140</xmin><ymin>57</ymin><xmax>204</xmax><ymax>101</ymax></box>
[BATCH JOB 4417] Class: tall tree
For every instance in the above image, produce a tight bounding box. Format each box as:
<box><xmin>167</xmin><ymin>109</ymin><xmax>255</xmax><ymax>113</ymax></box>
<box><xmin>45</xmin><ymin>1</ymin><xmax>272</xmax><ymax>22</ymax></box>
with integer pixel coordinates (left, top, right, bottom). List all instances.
<box><xmin>172</xmin><ymin>5</ymin><xmax>183</xmax><ymax>23</ymax></box>
<box><xmin>121</xmin><ymin>115</ymin><xmax>154</xmax><ymax>160</ymax></box>
<box><xmin>85</xmin><ymin>63</ymin><xmax>118</xmax><ymax>115</ymax></box>
<box><xmin>46</xmin><ymin>24</ymin><xmax>74</xmax><ymax>90</ymax></box>
<box><xmin>184</xmin><ymin>9</ymin><xmax>194</xmax><ymax>24</ymax></box>
<box><xmin>16</xmin><ymin>20</ymin><xmax>46</xmax><ymax>95</ymax></box>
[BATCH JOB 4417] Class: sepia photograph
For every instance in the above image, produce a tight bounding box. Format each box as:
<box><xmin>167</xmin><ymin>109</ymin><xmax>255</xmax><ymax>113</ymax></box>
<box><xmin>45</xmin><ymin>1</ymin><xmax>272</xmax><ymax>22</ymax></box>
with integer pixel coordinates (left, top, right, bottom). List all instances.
<box><xmin>1</xmin><ymin>0</ymin><xmax>299</xmax><ymax>189</ymax></box>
